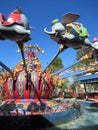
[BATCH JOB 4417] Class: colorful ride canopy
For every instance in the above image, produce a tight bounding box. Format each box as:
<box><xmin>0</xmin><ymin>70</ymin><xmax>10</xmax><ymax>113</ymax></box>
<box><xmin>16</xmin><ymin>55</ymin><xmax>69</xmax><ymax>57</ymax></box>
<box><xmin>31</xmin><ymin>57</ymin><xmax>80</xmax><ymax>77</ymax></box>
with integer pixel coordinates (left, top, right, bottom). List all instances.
<box><xmin>0</xmin><ymin>8</ymin><xmax>31</xmax><ymax>43</ymax></box>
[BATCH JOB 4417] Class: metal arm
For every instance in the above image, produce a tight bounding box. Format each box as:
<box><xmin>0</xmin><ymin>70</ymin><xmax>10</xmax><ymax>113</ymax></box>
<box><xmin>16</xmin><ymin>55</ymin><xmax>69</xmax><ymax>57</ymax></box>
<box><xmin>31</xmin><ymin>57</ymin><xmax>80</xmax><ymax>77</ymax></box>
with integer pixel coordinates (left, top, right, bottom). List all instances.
<box><xmin>0</xmin><ymin>61</ymin><xmax>13</xmax><ymax>75</ymax></box>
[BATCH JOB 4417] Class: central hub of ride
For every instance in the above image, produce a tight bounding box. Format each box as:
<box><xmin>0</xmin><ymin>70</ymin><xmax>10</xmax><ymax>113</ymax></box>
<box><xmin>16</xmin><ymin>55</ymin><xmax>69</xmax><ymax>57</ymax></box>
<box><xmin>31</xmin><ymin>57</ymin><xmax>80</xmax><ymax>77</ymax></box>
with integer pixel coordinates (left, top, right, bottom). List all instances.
<box><xmin>0</xmin><ymin>43</ymin><xmax>59</xmax><ymax>101</ymax></box>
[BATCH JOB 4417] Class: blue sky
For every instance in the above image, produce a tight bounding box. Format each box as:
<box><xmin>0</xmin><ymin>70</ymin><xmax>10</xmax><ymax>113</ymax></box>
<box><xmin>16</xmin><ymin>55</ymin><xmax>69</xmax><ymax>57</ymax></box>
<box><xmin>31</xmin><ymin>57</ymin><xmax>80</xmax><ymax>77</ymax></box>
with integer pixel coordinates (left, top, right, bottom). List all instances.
<box><xmin>0</xmin><ymin>0</ymin><xmax>98</xmax><ymax>70</ymax></box>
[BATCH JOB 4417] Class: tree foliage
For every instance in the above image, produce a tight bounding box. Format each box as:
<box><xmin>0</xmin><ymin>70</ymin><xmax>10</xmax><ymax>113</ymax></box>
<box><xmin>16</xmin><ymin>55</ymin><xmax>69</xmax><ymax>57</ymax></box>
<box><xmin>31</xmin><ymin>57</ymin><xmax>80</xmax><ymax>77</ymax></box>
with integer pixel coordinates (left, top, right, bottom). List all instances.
<box><xmin>72</xmin><ymin>48</ymin><xmax>95</xmax><ymax>71</ymax></box>
<box><xmin>48</xmin><ymin>56</ymin><xmax>64</xmax><ymax>73</ymax></box>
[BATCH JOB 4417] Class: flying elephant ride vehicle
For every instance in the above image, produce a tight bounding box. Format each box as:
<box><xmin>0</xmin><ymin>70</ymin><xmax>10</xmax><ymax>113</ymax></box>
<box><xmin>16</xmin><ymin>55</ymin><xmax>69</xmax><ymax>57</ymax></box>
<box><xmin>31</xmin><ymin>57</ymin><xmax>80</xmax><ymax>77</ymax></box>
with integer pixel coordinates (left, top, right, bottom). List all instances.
<box><xmin>0</xmin><ymin>8</ymin><xmax>31</xmax><ymax>43</ymax></box>
<box><xmin>0</xmin><ymin>10</ymin><xmax>96</xmax><ymax>129</ymax></box>
<box><xmin>44</xmin><ymin>12</ymin><xmax>98</xmax><ymax>57</ymax></box>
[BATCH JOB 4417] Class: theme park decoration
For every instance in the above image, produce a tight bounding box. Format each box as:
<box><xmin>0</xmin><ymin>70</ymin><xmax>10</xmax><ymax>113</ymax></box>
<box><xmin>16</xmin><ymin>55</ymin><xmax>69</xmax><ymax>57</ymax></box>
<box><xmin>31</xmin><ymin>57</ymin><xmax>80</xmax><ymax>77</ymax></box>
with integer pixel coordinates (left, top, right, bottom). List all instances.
<box><xmin>0</xmin><ymin>42</ymin><xmax>81</xmax><ymax>129</ymax></box>
<box><xmin>0</xmin><ymin>9</ymin><xmax>98</xmax><ymax>129</ymax></box>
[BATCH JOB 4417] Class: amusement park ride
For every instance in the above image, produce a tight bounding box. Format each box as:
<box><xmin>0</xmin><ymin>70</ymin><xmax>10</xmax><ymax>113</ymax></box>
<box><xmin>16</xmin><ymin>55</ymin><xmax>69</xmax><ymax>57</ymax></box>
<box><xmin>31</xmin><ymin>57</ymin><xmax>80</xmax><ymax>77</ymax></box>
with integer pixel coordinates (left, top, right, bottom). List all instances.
<box><xmin>44</xmin><ymin>12</ymin><xmax>98</xmax><ymax>76</ymax></box>
<box><xmin>0</xmin><ymin>8</ymin><xmax>98</xmax><ymax>129</ymax></box>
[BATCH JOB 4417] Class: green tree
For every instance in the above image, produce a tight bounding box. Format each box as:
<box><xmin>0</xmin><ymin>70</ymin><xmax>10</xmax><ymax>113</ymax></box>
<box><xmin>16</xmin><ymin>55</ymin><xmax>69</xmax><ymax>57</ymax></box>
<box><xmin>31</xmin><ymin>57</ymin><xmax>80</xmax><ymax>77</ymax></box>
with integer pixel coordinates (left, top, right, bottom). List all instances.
<box><xmin>48</xmin><ymin>56</ymin><xmax>64</xmax><ymax>73</ymax></box>
<box><xmin>72</xmin><ymin>48</ymin><xmax>95</xmax><ymax>71</ymax></box>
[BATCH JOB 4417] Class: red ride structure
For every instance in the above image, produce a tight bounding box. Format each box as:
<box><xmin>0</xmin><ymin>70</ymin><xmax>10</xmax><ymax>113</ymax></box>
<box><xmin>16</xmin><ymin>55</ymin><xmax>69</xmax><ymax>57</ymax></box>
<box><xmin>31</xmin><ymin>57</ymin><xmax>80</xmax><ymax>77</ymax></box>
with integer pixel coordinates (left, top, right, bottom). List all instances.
<box><xmin>0</xmin><ymin>44</ymin><xmax>56</xmax><ymax>102</ymax></box>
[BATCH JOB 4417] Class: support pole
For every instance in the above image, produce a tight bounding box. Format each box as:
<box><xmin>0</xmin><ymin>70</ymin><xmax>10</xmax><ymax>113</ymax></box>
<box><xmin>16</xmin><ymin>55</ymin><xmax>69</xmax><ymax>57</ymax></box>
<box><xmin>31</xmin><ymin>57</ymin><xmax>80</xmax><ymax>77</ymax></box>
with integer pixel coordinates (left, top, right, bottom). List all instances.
<box><xmin>84</xmin><ymin>83</ymin><xmax>88</xmax><ymax>100</ymax></box>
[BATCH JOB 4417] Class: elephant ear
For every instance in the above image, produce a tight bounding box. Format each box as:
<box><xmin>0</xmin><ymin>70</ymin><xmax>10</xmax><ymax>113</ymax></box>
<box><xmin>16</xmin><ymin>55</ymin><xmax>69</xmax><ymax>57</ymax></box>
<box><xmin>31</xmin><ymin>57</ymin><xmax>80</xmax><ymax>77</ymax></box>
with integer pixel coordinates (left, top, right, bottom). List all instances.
<box><xmin>62</xmin><ymin>12</ymin><xmax>80</xmax><ymax>25</ymax></box>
